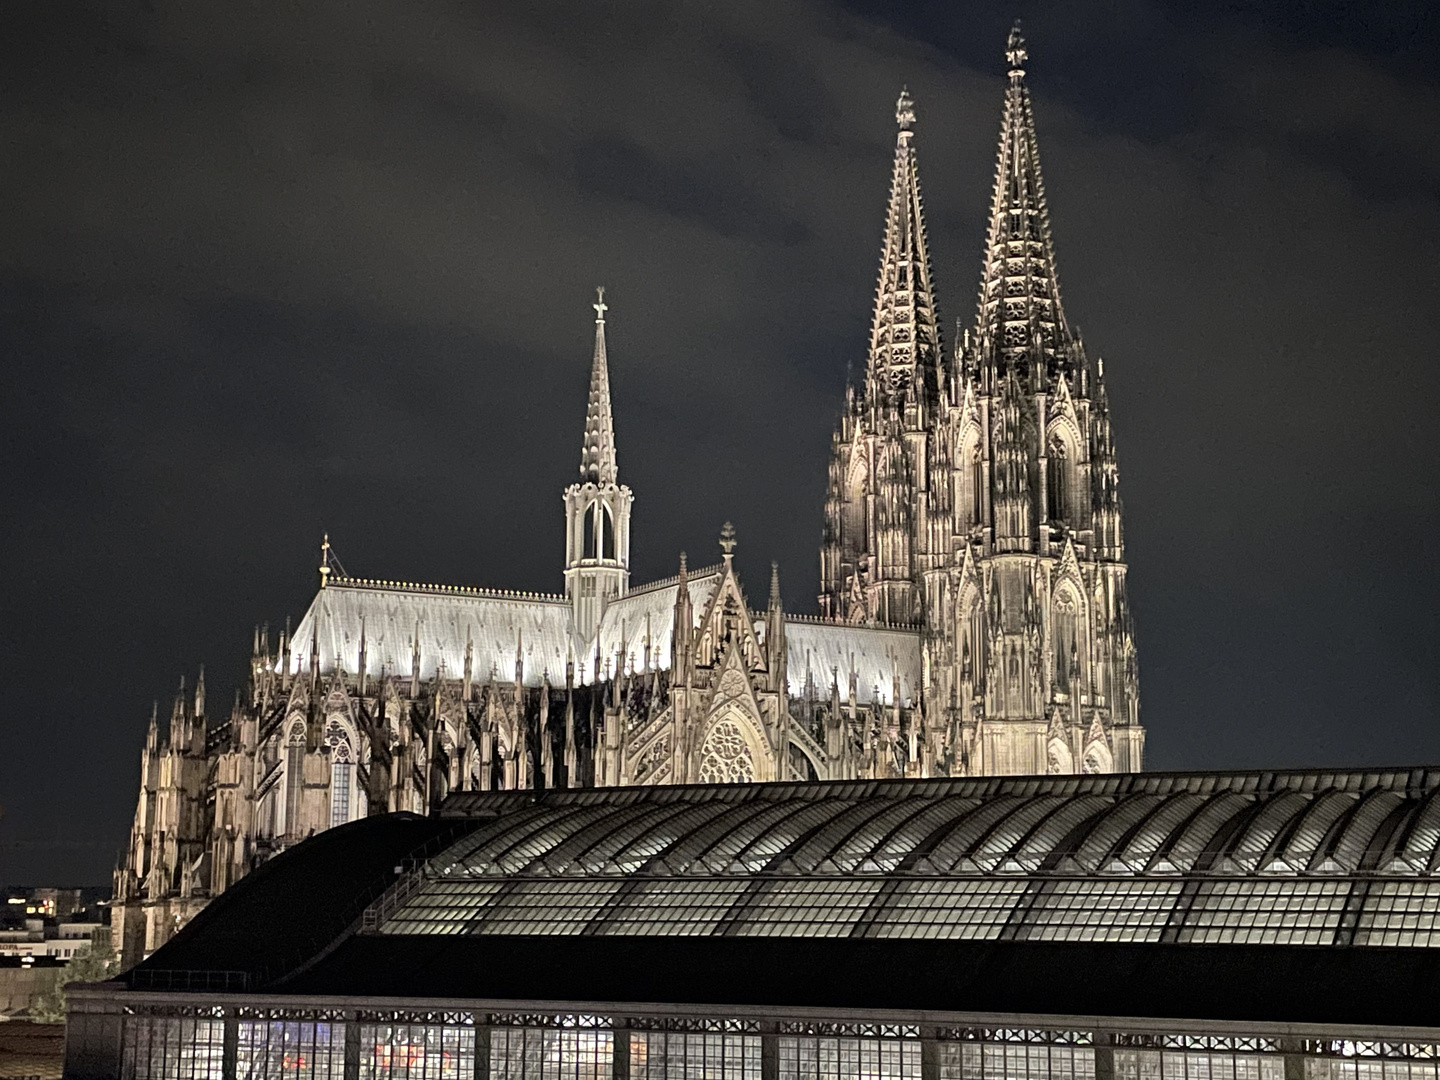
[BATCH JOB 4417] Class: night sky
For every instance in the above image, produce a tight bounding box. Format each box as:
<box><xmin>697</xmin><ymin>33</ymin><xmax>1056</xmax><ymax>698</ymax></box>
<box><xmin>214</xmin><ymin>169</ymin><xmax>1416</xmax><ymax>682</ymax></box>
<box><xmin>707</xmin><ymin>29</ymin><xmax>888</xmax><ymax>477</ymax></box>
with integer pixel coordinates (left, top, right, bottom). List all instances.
<box><xmin>2</xmin><ymin>1</ymin><xmax>1438</xmax><ymax>885</ymax></box>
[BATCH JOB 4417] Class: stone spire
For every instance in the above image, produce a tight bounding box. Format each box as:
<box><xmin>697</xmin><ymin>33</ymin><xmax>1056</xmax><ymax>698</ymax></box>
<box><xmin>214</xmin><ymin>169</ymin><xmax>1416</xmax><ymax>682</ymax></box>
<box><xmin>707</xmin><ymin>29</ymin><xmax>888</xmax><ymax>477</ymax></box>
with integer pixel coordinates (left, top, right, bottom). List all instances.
<box><xmin>580</xmin><ymin>286</ymin><xmax>618</xmax><ymax>486</ymax></box>
<box><xmin>973</xmin><ymin>23</ymin><xmax>1073</xmax><ymax>383</ymax></box>
<box><xmin>867</xmin><ymin>88</ymin><xmax>941</xmax><ymax>410</ymax></box>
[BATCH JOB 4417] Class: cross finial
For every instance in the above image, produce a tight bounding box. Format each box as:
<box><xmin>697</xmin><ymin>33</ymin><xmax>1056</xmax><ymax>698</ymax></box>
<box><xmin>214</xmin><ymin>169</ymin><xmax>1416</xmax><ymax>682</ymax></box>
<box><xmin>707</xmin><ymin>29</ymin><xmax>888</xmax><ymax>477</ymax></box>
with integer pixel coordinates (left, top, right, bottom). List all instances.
<box><xmin>319</xmin><ymin>533</ymin><xmax>331</xmax><ymax>587</ymax></box>
<box><xmin>895</xmin><ymin>87</ymin><xmax>916</xmax><ymax>131</ymax></box>
<box><xmin>593</xmin><ymin>285</ymin><xmax>607</xmax><ymax>322</ymax></box>
<box><xmin>719</xmin><ymin>521</ymin><xmax>737</xmax><ymax>556</ymax></box>
<box><xmin>1006</xmin><ymin>20</ymin><xmax>1027</xmax><ymax>72</ymax></box>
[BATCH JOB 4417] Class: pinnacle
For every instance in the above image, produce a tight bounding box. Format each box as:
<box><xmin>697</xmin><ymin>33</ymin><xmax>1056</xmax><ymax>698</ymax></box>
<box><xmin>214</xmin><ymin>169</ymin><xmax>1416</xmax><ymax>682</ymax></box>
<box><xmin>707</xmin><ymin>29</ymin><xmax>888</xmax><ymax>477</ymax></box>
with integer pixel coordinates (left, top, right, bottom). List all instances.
<box><xmin>895</xmin><ymin>87</ymin><xmax>915</xmax><ymax>131</ymax></box>
<box><xmin>1006</xmin><ymin>20</ymin><xmax>1027</xmax><ymax>72</ymax></box>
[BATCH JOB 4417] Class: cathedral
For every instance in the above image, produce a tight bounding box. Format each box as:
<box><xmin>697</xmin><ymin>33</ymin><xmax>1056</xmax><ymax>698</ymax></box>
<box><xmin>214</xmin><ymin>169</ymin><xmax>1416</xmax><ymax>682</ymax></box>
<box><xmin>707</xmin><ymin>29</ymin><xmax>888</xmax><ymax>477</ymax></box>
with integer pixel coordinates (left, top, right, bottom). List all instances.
<box><xmin>113</xmin><ymin>27</ymin><xmax>1141</xmax><ymax>966</ymax></box>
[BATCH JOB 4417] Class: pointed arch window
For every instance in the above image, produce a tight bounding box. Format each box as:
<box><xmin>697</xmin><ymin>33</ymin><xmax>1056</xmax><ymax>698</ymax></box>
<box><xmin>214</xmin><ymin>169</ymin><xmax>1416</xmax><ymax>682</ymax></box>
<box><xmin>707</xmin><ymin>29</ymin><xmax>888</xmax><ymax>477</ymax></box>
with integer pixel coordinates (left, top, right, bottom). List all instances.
<box><xmin>843</xmin><ymin>462</ymin><xmax>868</xmax><ymax>556</ymax></box>
<box><xmin>325</xmin><ymin>719</ymin><xmax>354</xmax><ymax>829</ymax></box>
<box><xmin>1047</xmin><ymin>435</ymin><xmax>1069</xmax><ymax>524</ymax></box>
<box><xmin>583</xmin><ymin>501</ymin><xmax>615</xmax><ymax>561</ymax></box>
<box><xmin>971</xmin><ymin>448</ymin><xmax>985</xmax><ymax>527</ymax></box>
<box><xmin>284</xmin><ymin>723</ymin><xmax>306</xmax><ymax>838</ymax></box>
<box><xmin>1053</xmin><ymin>592</ymin><xmax>1079</xmax><ymax>694</ymax></box>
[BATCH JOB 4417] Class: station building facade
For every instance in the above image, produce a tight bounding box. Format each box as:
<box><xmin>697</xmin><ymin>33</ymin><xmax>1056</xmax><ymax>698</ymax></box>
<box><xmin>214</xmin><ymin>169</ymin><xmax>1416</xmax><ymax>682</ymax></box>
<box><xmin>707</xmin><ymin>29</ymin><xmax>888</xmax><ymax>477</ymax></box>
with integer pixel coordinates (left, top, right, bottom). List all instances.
<box><xmin>68</xmin><ymin>766</ymin><xmax>1440</xmax><ymax>1080</ymax></box>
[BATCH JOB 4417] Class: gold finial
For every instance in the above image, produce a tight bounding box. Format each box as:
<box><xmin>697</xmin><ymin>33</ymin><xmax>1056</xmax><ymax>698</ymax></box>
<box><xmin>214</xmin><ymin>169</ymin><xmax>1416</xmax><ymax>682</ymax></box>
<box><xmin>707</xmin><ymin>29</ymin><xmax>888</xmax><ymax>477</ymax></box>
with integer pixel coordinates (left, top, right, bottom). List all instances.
<box><xmin>1006</xmin><ymin>20</ymin><xmax>1027</xmax><ymax>73</ymax></box>
<box><xmin>319</xmin><ymin>533</ymin><xmax>331</xmax><ymax>587</ymax></box>
<box><xmin>719</xmin><ymin>521</ymin><xmax>737</xmax><ymax>556</ymax></box>
<box><xmin>895</xmin><ymin>87</ymin><xmax>916</xmax><ymax>131</ymax></box>
<box><xmin>593</xmin><ymin>285</ymin><xmax>607</xmax><ymax>323</ymax></box>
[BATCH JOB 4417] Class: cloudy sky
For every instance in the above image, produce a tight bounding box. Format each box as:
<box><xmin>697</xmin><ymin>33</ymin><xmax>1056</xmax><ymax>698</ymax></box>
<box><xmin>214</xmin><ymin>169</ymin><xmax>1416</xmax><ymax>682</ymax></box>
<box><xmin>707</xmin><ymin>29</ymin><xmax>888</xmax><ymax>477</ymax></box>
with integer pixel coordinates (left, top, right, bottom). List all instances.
<box><xmin>2</xmin><ymin>0</ymin><xmax>1437</xmax><ymax>883</ymax></box>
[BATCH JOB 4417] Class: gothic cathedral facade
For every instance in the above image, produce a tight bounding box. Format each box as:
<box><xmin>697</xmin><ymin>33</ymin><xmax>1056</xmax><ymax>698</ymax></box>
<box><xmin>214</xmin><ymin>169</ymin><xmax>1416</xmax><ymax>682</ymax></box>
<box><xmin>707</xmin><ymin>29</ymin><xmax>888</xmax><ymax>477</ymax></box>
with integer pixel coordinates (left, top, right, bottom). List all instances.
<box><xmin>114</xmin><ymin>28</ymin><xmax>1141</xmax><ymax>966</ymax></box>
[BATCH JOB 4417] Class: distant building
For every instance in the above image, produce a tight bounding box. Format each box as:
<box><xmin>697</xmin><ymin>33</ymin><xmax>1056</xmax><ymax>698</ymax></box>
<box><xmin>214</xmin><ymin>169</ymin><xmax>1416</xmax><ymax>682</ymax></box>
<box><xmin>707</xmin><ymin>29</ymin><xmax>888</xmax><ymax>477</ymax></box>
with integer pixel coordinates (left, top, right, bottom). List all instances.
<box><xmin>69</xmin><ymin>766</ymin><xmax>1440</xmax><ymax>1080</ymax></box>
<box><xmin>113</xmin><ymin>26</ymin><xmax>1142</xmax><ymax>968</ymax></box>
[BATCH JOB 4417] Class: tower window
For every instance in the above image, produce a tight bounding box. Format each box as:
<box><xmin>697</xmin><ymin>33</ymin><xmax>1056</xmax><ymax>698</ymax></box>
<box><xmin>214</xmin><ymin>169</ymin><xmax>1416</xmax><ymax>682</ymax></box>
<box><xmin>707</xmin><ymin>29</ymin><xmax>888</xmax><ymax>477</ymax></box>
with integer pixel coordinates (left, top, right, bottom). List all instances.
<box><xmin>583</xmin><ymin>502</ymin><xmax>615</xmax><ymax>560</ymax></box>
<box><xmin>1047</xmin><ymin>436</ymin><xmax>1069</xmax><ymax>523</ymax></box>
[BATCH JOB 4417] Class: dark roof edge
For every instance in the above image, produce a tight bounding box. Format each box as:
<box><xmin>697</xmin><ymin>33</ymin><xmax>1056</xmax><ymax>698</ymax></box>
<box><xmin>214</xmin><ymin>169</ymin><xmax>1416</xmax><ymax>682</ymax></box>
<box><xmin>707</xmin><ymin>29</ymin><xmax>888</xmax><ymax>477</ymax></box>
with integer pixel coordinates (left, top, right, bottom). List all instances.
<box><xmin>440</xmin><ymin>766</ymin><xmax>1440</xmax><ymax>817</ymax></box>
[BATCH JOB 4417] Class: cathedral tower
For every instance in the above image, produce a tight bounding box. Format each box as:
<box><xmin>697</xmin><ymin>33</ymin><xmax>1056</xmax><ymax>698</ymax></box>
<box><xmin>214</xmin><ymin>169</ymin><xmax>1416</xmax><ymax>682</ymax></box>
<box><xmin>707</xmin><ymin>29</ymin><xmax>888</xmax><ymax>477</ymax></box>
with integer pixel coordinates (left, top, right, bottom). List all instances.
<box><xmin>819</xmin><ymin>89</ymin><xmax>941</xmax><ymax>627</ymax></box>
<box><xmin>564</xmin><ymin>288</ymin><xmax>633</xmax><ymax>640</ymax></box>
<box><xmin>819</xmin><ymin>26</ymin><xmax>1141</xmax><ymax>774</ymax></box>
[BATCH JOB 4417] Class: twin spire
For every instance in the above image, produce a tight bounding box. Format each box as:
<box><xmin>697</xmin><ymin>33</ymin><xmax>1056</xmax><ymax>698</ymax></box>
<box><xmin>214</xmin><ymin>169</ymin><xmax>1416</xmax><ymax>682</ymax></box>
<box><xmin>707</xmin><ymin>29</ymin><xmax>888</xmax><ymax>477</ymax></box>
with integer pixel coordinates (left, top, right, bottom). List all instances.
<box><xmin>866</xmin><ymin>87</ymin><xmax>940</xmax><ymax>409</ymax></box>
<box><xmin>973</xmin><ymin>22</ymin><xmax>1072</xmax><ymax>377</ymax></box>
<box><xmin>580</xmin><ymin>286</ymin><xmax>618</xmax><ymax>486</ymax></box>
<box><xmin>865</xmin><ymin>23</ymin><xmax>1074</xmax><ymax>401</ymax></box>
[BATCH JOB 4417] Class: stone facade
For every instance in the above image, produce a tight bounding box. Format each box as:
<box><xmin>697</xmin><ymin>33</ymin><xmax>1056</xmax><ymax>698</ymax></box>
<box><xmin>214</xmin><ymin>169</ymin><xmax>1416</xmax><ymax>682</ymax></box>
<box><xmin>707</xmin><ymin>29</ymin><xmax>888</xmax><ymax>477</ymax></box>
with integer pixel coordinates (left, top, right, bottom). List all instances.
<box><xmin>113</xmin><ymin>29</ymin><xmax>1141</xmax><ymax>967</ymax></box>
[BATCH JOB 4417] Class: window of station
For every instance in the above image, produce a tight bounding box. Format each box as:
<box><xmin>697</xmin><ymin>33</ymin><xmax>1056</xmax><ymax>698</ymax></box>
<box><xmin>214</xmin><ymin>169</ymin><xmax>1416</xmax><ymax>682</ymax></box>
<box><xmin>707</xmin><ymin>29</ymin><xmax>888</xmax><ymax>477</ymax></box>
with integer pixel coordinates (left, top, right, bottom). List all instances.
<box><xmin>631</xmin><ymin>1032</ymin><xmax>762</xmax><ymax>1080</ymax></box>
<box><xmin>237</xmin><ymin>1019</ymin><xmax>346</xmax><ymax>1080</ymax></box>
<box><xmin>121</xmin><ymin>1015</ymin><xmax>226</xmax><ymax>1080</ymax></box>
<box><xmin>490</xmin><ymin>1027</ymin><xmax>613</xmax><ymax>1080</ymax></box>
<box><xmin>359</xmin><ymin>1021</ymin><xmax>475</xmax><ymax>1080</ymax></box>
<box><xmin>940</xmin><ymin>1040</ymin><xmax>1095</xmax><ymax>1080</ymax></box>
<box><xmin>777</xmin><ymin>1036</ymin><xmax>921</xmax><ymax>1080</ymax></box>
<box><xmin>1113</xmin><ymin>1051</ymin><xmax>1283</xmax><ymax>1080</ymax></box>
<box><xmin>870</xmin><ymin>879</ymin><xmax>1029</xmax><ymax>939</ymax></box>
<box><xmin>1305</xmin><ymin>1060</ymin><xmax>1440</xmax><ymax>1080</ymax></box>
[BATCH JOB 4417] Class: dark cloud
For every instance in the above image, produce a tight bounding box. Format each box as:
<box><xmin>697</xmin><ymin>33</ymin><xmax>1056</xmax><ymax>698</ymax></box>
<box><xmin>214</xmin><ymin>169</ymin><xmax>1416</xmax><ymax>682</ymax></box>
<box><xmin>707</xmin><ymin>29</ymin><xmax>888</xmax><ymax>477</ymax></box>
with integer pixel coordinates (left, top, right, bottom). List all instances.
<box><xmin>1</xmin><ymin>0</ymin><xmax>1436</xmax><ymax>883</ymax></box>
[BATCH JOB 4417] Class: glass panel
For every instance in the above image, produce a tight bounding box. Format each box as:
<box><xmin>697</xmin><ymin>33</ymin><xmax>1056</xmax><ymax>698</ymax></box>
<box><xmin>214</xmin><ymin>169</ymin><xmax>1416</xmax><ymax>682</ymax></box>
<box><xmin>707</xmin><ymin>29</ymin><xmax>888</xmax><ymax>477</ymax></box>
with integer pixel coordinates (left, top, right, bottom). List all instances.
<box><xmin>730</xmin><ymin>879</ymin><xmax>882</xmax><ymax>937</ymax></box>
<box><xmin>121</xmin><ymin>1017</ymin><xmax>226</xmax><ymax>1080</ymax></box>
<box><xmin>475</xmin><ymin>880</ymin><xmax>626</xmax><ymax>935</ymax></box>
<box><xmin>237</xmin><ymin>1020</ymin><xmax>347</xmax><ymax>1080</ymax></box>
<box><xmin>870</xmin><ymin>879</ymin><xmax>1030</xmax><ymax>939</ymax></box>
<box><xmin>597</xmin><ymin>879</ymin><xmax>751</xmax><ymax>936</ymax></box>
<box><xmin>1178</xmin><ymin>881</ymin><xmax>1351</xmax><ymax>945</ymax></box>
<box><xmin>359</xmin><ymin>1023</ymin><xmax>475</xmax><ymax>1080</ymax></box>
<box><xmin>778</xmin><ymin>1037</ymin><xmax>921</xmax><ymax>1080</ymax></box>
<box><xmin>631</xmin><ymin>1032</ymin><xmax>762</xmax><ymax>1080</ymax></box>
<box><xmin>381</xmin><ymin>880</ymin><xmax>507</xmax><ymax>935</ymax></box>
<box><xmin>938</xmin><ymin>1040</ymin><xmax>1096</xmax><ymax>1080</ymax></box>
<box><xmin>1022</xmin><ymin>880</ymin><xmax>1183</xmax><ymax>942</ymax></box>
<box><xmin>1356</xmin><ymin>881</ymin><xmax>1440</xmax><ymax>947</ymax></box>
<box><xmin>489</xmin><ymin>1027</ymin><xmax>613</xmax><ymax>1080</ymax></box>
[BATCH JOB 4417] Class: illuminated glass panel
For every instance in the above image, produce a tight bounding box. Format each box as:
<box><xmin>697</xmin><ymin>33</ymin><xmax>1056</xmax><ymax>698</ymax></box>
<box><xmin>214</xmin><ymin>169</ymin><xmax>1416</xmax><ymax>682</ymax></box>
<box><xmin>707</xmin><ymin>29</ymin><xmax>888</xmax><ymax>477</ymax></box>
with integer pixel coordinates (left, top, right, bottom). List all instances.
<box><xmin>1009</xmin><ymin>797</ymin><xmax>1115</xmax><ymax>871</ymax></box>
<box><xmin>1114</xmin><ymin>1051</ymin><xmax>1283</xmax><ymax>1080</ymax></box>
<box><xmin>121</xmin><ymin>1017</ymin><xmax>226</xmax><ymax>1080</ymax></box>
<box><xmin>597</xmin><ymin>879</ymin><xmax>750</xmax><ymax>935</ymax></box>
<box><xmin>381</xmin><ymin>880</ymin><xmax>506</xmax><ymax>935</ymax></box>
<box><xmin>1356</xmin><ymin>882</ymin><xmax>1440</xmax><ymax>947</ymax></box>
<box><xmin>237</xmin><ymin>1020</ymin><xmax>346</xmax><ymax>1080</ymax></box>
<box><xmin>1067</xmin><ymin>796</ymin><xmax>1162</xmax><ymax>871</ymax></box>
<box><xmin>475</xmin><ymin>879</ymin><xmax>626</xmax><ymax>935</ymax></box>
<box><xmin>870</xmin><ymin>879</ymin><xmax>1029</xmax><ymax>939</ymax></box>
<box><xmin>1178</xmin><ymin>881</ymin><xmax>1350</xmax><ymax>945</ymax></box>
<box><xmin>1306</xmin><ymin>1061</ymin><xmax>1440</xmax><ymax>1080</ymax></box>
<box><xmin>731</xmin><ymin>879</ymin><xmax>882</xmax><ymax>937</ymax></box>
<box><xmin>490</xmin><ymin>1028</ymin><xmax>613</xmax><ymax>1080</ymax></box>
<box><xmin>631</xmin><ymin>1032</ymin><xmax>762</xmax><ymax>1080</ymax></box>
<box><xmin>778</xmin><ymin>1036</ymin><xmax>920</xmax><ymax>1080</ymax></box>
<box><xmin>939</xmin><ymin>1041</ymin><xmax>1096</xmax><ymax>1080</ymax></box>
<box><xmin>1023</xmin><ymin>880</ymin><xmax>1183</xmax><ymax>943</ymax></box>
<box><xmin>359</xmin><ymin>1022</ymin><xmax>474</xmax><ymax>1080</ymax></box>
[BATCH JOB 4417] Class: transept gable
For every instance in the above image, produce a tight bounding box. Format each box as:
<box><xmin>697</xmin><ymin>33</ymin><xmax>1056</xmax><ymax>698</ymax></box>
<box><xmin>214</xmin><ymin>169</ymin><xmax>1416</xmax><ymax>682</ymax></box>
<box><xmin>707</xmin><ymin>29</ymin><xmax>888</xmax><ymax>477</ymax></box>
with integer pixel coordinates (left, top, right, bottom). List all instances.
<box><xmin>693</xmin><ymin>555</ymin><xmax>767</xmax><ymax>676</ymax></box>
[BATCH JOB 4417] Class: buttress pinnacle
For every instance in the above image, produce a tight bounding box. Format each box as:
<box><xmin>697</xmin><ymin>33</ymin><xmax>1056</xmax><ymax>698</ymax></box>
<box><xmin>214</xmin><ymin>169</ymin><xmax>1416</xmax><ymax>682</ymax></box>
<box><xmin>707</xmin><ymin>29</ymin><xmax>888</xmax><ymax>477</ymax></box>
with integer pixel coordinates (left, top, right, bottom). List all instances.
<box><xmin>580</xmin><ymin>286</ymin><xmax>618</xmax><ymax>486</ymax></box>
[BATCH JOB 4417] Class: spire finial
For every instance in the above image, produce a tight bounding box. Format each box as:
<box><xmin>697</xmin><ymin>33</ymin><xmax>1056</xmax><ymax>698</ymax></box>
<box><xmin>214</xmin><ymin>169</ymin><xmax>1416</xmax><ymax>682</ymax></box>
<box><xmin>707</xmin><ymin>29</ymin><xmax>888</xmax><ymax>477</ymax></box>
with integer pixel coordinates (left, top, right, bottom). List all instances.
<box><xmin>319</xmin><ymin>533</ymin><xmax>331</xmax><ymax>587</ymax></box>
<box><xmin>1006</xmin><ymin>19</ymin><xmax>1027</xmax><ymax>73</ymax></box>
<box><xmin>895</xmin><ymin>87</ymin><xmax>915</xmax><ymax>132</ymax></box>
<box><xmin>719</xmin><ymin>521</ymin><xmax>737</xmax><ymax>556</ymax></box>
<box><xmin>769</xmin><ymin>561</ymin><xmax>781</xmax><ymax>606</ymax></box>
<box><xmin>579</xmin><ymin>288</ymin><xmax>619</xmax><ymax>485</ymax></box>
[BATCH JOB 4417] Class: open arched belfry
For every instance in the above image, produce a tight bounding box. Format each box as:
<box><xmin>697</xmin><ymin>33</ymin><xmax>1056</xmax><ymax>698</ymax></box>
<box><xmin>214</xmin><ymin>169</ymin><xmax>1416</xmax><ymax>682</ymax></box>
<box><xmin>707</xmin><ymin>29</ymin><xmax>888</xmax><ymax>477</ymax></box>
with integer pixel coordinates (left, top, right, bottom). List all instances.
<box><xmin>113</xmin><ymin>26</ymin><xmax>1142</xmax><ymax>966</ymax></box>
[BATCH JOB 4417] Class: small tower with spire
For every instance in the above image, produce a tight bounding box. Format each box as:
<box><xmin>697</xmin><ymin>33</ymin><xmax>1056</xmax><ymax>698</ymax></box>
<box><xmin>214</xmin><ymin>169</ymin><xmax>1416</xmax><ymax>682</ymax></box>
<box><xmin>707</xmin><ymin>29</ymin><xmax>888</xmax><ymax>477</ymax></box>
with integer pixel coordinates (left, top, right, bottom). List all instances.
<box><xmin>564</xmin><ymin>287</ymin><xmax>634</xmax><ymax>641</ymax></box>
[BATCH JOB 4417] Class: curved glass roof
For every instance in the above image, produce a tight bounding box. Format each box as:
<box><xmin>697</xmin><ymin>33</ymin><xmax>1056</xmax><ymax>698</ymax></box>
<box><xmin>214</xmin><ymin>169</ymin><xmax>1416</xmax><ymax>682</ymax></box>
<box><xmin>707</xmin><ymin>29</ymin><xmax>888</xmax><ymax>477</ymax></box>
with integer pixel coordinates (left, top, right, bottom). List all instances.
<box><xmin>376</xmin><ymin>769</ymin><xmax>1440</xmax><ymax>947</ymax></box>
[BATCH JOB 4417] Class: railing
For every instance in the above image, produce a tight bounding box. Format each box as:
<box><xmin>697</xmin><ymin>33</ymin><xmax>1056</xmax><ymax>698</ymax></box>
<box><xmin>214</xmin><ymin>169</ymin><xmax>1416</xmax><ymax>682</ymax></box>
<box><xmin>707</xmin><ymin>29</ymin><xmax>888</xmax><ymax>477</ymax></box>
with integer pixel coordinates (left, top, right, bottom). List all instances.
<box><xmin>130</xmin><ymin>969</ymin><xmax>250</xmax><ymax>992</ymax></box>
